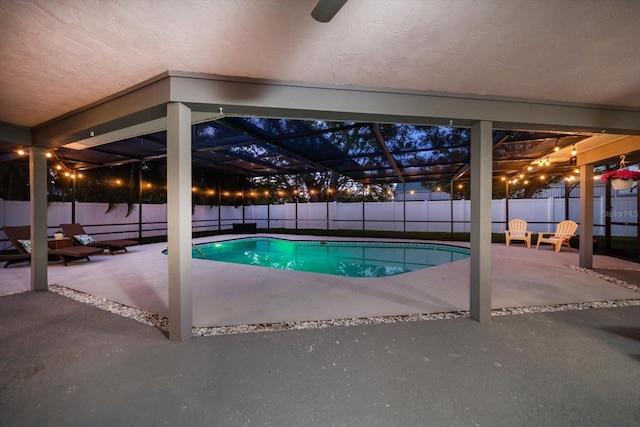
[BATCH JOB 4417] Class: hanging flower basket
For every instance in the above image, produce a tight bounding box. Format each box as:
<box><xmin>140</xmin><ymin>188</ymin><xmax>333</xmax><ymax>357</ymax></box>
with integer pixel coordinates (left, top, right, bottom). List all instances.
<box><xmin>610</xmin><ymin>178</ymin><xmax>633</xmax><ymax>191</ymax></box>
<box><xmin>600</xmin><ymin>155</ymin><xmax>640</xmax><ymax>191</ymax></box>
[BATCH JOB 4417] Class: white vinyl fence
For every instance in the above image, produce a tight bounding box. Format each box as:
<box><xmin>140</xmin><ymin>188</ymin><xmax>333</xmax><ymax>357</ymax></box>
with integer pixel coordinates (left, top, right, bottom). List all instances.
<box><xmin>1</xmin><ymin>196</ymin><xmax>637</xmax><ymax>251</ymax></box>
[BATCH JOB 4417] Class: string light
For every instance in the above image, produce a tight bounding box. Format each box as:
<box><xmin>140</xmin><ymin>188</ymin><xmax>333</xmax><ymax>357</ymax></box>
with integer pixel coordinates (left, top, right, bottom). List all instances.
<box><xmin>571</xmin><ymin>145</ymin><xmax>577</xmax><ymax>156</ymax></box>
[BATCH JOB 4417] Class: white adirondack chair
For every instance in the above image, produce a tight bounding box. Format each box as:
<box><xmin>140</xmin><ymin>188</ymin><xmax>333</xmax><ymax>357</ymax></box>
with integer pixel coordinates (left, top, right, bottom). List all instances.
<box><xmin>504</xmin><ymin>219</ymin><xmax>532</xmax><ymax>248</ymax></box>
<box><xmin>536</xmin><ymin>220</ymin><xmax>578</xmax><ymax>252</ymax></box>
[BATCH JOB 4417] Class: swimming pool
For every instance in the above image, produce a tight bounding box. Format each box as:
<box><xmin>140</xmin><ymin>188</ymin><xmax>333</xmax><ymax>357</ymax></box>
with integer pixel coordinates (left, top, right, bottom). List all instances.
<box><xmin>190</xmin><ymin>237</ymin><xmax>469</xmax><ymax>278</ymax></box>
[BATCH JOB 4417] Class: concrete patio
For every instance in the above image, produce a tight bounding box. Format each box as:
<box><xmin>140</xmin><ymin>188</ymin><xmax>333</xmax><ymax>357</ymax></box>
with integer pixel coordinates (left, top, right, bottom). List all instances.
<box><xmin>1</xmin><ymin>290</ymin><xmax>639</xmax><ymax>426</ymax></box>
<box><xmin>1</xmin><ymin>235</ymin><xmax>639</xmax><ymax>426</ymax></box>
<box><xmin>1</xmin><ymin>234</ymin><xmax>638</xmax><ymax>328</ymax></box>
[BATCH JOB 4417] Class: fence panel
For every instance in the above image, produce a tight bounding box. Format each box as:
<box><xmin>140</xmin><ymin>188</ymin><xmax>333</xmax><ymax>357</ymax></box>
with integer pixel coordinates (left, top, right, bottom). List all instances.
<box><xmin>1</xmin><ymin>194</ymin><xmax>636</xmax><ymax>252</ymax></box>
<box><xmin>334</xmin><ymin>203</ymin><xmax>363</xmax><ymax>230</ymax></box>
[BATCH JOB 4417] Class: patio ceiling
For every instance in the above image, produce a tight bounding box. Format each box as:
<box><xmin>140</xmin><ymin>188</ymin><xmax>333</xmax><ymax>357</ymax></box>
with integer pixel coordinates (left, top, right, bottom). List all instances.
<box><xmin>1</xmin><ymin>1</ymin><xmax>640</xmax><ymax>129</ymax></box>
<box><xmin>1</xmin><ymin>1</ymin><xmax>639</xmax><ymax>184</ymax></box>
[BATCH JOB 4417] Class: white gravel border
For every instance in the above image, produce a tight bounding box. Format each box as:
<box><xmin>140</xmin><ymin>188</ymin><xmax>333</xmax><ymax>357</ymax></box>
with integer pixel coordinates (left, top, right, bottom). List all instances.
<box><xmin>49</xmin><ymin>266</ymin><xmax>640</xmax><ymax>337</ymax></box>
<box><xmin>570</xmin><ymin>265</ymin><xmax>640</xmax><ymax>292</ymax></box>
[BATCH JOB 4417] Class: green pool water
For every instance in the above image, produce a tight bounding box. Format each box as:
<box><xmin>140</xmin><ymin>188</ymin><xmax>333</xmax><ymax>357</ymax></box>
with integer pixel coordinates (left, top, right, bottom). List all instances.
<box><xmin>191</xmin><ymin>237</ymin><xmax>469</xmax><ymax>278</ymax></box>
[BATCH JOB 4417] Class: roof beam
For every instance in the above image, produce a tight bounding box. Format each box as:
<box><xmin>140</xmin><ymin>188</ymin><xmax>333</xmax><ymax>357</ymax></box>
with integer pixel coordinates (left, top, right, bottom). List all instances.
<box><xmin>577</xmin><ymin>135</ymin><xmax>640</xmax><ymax>166</ymax></box>
<box><xmin>32</xmin><ymin>74</ymin><xmax>171</xmax><ymax>148</ymax></box>
<box><xmin>0</xmin><ymin>122</ymin><xmax>31</xmax><ymax>146</ymax></box>
<box><xmin>171</xmin><ymin>72</ymin><xmax>640</xmax><ymax>135</ymax></box>
<box><xmin>371</xmin><ymin>124</ymin><xmax>405</xmax><ymax>183</ymax></box>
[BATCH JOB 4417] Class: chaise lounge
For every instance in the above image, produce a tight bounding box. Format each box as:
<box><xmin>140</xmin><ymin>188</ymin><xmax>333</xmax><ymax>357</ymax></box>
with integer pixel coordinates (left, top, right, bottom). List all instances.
<box><xmin>60</xmin><ymin>223</ymin><xmax>137</xmax><ymax>255</ymax></box>
<box><xmin>0</xmin><ymin>251</ymin><xmax>32</xmax><ymax>268</ymax></box>
<box><xmin>2</xmin><ymin>225</ymin><xmax>104</xmax><ymax>266</ymax></box>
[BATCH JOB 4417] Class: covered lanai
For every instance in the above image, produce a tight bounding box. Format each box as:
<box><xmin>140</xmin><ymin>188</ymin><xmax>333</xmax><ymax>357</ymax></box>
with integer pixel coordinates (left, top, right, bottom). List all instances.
<box><xmin>3</xmin><ymin>72</ymin><xmax>640</xmax><ymax>340</ymax></box>
<box><xmin>1</xmin><ymin>1</ymin><xmax>640</xmax><ymax>341</ymax></box>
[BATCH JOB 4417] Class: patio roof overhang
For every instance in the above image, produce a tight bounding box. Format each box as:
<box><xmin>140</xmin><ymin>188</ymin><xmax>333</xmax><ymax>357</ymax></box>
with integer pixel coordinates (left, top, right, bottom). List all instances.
<box><xmin>2</xmin><ymin>72</ymin><xmax>640</xmax><ymax>184</ymax></box>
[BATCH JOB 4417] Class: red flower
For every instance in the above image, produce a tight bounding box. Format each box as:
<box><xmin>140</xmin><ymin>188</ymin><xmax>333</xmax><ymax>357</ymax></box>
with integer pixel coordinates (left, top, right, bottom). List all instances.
<box><xmin>600</xmin><ymin>169</ymin><xmax>640</xmax><ymax>182</ymax></box>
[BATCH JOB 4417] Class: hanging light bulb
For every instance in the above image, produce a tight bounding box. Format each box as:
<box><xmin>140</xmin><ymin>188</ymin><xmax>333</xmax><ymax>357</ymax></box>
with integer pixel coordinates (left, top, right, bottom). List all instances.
<box><xmin>571</xmin><ymin>145</ymin><xmax>577</xmax><ymax>156</ymax></box>
<box><xmin>554</xmin><ymin>140</ymin><xmax>559</xmax><ymax>152</ymax></box>
<box><xmin>545</xmin><ymin>157</ymin><xmax>550</xmax><ymax>166</ymax></box>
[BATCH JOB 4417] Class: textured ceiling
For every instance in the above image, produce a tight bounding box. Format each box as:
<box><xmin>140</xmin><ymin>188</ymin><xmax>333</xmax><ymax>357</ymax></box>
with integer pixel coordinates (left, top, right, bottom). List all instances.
<box><xmin>1</xmin><ymin>0</ymin><xmax>639</xmax><ymax>129</ymax></box>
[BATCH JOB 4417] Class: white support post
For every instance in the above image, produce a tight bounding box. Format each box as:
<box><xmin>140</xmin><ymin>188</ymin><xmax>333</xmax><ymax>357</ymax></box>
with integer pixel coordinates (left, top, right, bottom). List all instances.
<box><xmin>579</xmin><ymin>164</ymin><xmax>594</xmax><ymax>268</ymax></box>
<box><xmin>470</xmin><ymin>121</ymin><xmax>493</xmax><ymax>322</ymax></box>
<box><xmin>167</xmin><ymin>102</ymin><xmax>193</xmax><ymax>341</ymax></box>
<box><xmin>29</xmin><ymin>146</ymin><xmax>48</xmax><ymax>291</ymax></box>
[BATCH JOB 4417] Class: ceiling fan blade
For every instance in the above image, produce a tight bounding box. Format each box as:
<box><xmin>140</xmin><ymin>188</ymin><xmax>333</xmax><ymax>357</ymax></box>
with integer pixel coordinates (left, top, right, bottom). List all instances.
<box><xmin>311</xmin><ymin>0</ymin><xmax>348</xmax><ymax>22</ymax></box>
